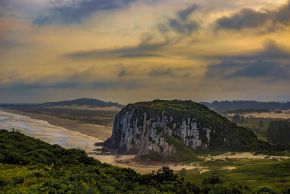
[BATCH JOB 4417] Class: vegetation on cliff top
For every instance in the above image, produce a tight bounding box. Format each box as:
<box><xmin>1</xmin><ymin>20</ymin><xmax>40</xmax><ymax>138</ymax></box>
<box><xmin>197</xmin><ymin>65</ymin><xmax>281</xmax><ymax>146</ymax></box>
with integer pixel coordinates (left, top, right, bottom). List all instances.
<box><xmin>127</xmin><ymin>100</ymin><xmax>260</xmax><ymax>151</ymax></box>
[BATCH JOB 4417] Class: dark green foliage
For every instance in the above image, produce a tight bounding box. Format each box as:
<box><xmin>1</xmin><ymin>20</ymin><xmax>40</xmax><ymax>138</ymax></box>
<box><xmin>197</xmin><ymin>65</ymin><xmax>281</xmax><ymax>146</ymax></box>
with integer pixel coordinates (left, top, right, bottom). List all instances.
<box><xmin>165</xmin><ymin>136</ymin><xmax>200</xmax><ymax>162</ymax></box>
<box><xmin>202</xmin><ymin>176</ymin><xmax>223</xmax><ymax>185</ymax></box>
<box><xmin>0</xmin><ymin>130</ymin><xmax>286</xmax><ymax>193</ymax></box>
<box><xmin>256</xmin><ymin>187</ymin><xmax>277</xmax><ymax>194</ymax></box>
<box><xmin>139</xmin><ymin>136</ymin><xmax>199</xmax><ymax>162</ymax></box>
<box><xmin>267</xmin><ymin>121</ymin><xmax>290</xmax><ymax>145</ymax></box>
<box><xmin>0</xmin><ymin>130</ymin><xmax>98</xmax><ymax>165</ymax></box>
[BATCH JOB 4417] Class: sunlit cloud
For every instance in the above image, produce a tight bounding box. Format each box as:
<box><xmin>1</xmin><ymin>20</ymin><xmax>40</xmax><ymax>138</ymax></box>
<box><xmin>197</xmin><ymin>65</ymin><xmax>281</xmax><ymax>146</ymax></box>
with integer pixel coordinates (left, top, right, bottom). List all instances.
<box><xmin>0</xmin><ymin>0</ymin><xmax>290</xmax><ymax>103</ymax></box>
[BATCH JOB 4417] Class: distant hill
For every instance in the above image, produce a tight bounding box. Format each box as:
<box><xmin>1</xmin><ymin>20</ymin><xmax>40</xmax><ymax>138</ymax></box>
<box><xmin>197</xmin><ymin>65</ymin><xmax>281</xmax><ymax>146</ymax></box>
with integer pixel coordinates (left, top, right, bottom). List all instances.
<box><xmin>41</xmin><ymin>98</ymin><xmax>123</xmax><ymax>108</ymax></box>
<box><xmin>0</xmin><ymin>98</ymin><xmax>122</xmax><ymax>126</ymax></box>
<box><xmin>201</xmin><ymin>101</ymin><xmax>290</xmax><ymax>112</ymax></box>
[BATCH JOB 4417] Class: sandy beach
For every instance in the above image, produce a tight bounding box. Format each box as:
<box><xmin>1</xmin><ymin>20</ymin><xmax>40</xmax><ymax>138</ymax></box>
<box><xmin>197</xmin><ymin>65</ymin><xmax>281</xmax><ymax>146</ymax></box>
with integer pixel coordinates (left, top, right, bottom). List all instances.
<box><xmin>1</xmin><ymin>109</ymin><xmax>112</xmax><ymax>141</ymax></box>
<box><xmin>0</xmin><ymin>110</ymin><xmax>103</xmax><ymax>152</ymax></box>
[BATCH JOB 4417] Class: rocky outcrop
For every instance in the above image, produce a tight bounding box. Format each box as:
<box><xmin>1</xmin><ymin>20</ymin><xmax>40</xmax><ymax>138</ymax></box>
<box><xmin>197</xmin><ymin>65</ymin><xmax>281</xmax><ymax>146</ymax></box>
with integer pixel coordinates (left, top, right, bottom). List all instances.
<box><xmin>104</xmin><ymin>100</ymin><xmax>259</xmax><ymax>158</ymax></box>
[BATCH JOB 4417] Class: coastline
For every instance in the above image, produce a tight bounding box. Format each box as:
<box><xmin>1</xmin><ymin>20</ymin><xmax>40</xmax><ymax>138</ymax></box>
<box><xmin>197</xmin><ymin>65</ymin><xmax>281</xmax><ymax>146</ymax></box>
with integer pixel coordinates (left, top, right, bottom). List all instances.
<box><xmin>2</xmin><ymin>109</ymin><xmax>288</xmax><ymax>174</ymax></box>
<box><xmin>0</xmin><ymin>108</ymin><xmax>112</xmax><ymax>141</ymax></box>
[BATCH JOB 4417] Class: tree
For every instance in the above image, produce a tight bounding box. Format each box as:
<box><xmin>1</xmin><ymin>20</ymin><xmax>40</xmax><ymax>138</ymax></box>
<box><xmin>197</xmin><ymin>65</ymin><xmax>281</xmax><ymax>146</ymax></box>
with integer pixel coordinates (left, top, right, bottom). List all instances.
<box><xmin>267</xmin><ymin>121</ymin><xmax>290</xmax><ymax>145</ymax></box>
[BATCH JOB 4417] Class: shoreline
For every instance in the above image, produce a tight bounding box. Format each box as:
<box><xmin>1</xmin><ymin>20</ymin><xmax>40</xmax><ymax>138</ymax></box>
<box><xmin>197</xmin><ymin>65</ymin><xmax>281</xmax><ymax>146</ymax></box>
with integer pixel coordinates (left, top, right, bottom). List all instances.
<box><xmin>0</xmin><ymin>108</ymin><xmax>112</xmax><ymax>141</ymax></box>
<box><xmin>1</xmin><ymin>109</ymin><xmax>289</xmax><ymax>174</ymax></box>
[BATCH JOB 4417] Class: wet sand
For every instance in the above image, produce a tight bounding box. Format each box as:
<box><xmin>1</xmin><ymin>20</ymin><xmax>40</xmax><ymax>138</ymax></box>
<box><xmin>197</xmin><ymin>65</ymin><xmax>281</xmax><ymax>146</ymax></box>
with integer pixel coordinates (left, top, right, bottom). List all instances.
<box><xmin>0</xmin><ymin>111</ymin><xmax>102</xmax><ymax>152</ymax></box>
<box><xmin>91</xmin><ymin>154</ymin><xmax>209</xmax><ymax>174</ymax></box>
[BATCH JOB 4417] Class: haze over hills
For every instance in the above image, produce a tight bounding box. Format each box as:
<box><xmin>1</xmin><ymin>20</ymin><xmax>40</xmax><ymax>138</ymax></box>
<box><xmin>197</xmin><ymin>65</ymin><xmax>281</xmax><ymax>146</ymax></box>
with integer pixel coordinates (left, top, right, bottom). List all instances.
<box><xmin>40</xmin><ymin>98</ymin><xmax>123</xmax><ymax>108</ymax></box>
<box><xmin>0</xmin><ymin>98</ymin><xmax>123</xmax><ymax>108</ymax></box>
<box><xmin>201</xmin><ymin>101</ymin><xmax>290</xmax><ymax>112</ymax></box>
<box><xmin>0</xmin><ymin>98</ymin><xmax>123</xmax><ymax>127</ymax></box>
<box><xmin>2</xmin><ymin>98</ymin><xmax>290</xmax><ymax>112</ymax></box>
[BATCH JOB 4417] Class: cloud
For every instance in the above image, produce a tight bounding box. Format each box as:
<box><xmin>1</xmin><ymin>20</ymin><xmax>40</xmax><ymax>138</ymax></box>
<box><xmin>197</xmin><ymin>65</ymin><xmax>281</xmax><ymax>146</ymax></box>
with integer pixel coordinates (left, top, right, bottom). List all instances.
<box><xmin>158</xmin><ymin>3</ymin><xmax>200</xmax><ymax>35</ymax></box>
<box><xmin>147</xmin><ymin>66</ymin><xmax>192</xmax><ymax>78</ymax></box>
<box><xmin>0</xmin><ymin>66</ymin><xmax>142</xmax><ymax>90</ymax></box>
<box><xmin>65</xmin><ymin>41</ymin><xmax>167</xmax><ymax>59</ymax></box>
<box><xmin>207</xmin><ymin>60</ymin><xmax>290</xmax><ymax>80</ymax></box>
<box><xmin>0</xmin><ymin>40</ymin><xmax>28</xmax><ymax>49</ymax></box>
<box><xmin>33</xmin><ymin>0</ymin><xmax>136</xmax><ymax>25</ymax></box>
<box><xmin>148</xmin><ymin>67</ymin><xmax>174</xmax><ymax>77</ymax></box>
<box><xmin>221</xmin><ymin>40</ymin><xmax>290</xmax><ymax>60</ymax></box>
<box><xmin>206</xmin><ymin>41</ymin><xmax>290</xmax><ymax>80</ymax></box>
<box><xmin>0</xmin><ymin>80</ymin><xmax>141</xmax><ymax>90</ymax></box>
<box><xmin>0</xmin><ymin>0</ymin><xmax>12</xmax><ymax>18</ymax></box>
<box><xmin>177</xmin><ymin>4</ymin><xmax>199</xmax><ymax>21</ymax></box>
<box><xmin>215</xmin><ymin>1</ymin><xmax>290</xmax><ymax>31</ymax></box>
<box><xmin>167</xmin><ymin>18</ymin><xmax>199</xmax><ymax>35</ymax></box>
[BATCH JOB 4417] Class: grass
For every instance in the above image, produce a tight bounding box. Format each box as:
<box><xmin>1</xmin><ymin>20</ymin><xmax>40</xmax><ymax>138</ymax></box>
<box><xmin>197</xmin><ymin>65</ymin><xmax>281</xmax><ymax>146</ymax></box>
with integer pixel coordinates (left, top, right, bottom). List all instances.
<box><xmin>184</xmin><ymin>158</ymin><xmax>290</xmax><ymax>193</ymax></box>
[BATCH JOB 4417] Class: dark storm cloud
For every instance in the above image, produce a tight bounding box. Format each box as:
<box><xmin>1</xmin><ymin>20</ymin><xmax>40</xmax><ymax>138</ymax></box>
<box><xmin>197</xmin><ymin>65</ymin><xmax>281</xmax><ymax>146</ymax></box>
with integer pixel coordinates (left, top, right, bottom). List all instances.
<box><xmin>215</xmin><ymin>1</ymin><xmax>290</xmax><ymax>31</ymax></box>
<box><xmin>148</xmin><ymin>67</ymin><xmax>174</xmax><ymax>77</ymax></box>
<box><xmin>216</xmin><ymin>9</ymin><xmax>269</xmax><ymax>30</ymax></box>
<box><xmin>0</xmin><ymin>0</ymin><xmax>12</xmax><ymax>17</ymax></box>
<box><xmin>167</xmin><ymin>18</ymin><xmax>199</xmax><ymax>35</ymax></box>
<box><xmin>0</xmin><ymin>0</ymin><xmax>8</xmax><ymax>8</ymax></box>
<box><xmin>207</xmin><ymin>60</ymin><xmax>290</xmax><ymax>80</ymax></box>
<box><xmin>206</xmin><ymin>41</ymin><xmax>290</xmax><ymax>80</ymax></box>
<box><xmin>65</xmin><ymin>41</ymin><xmax>166</xmax><ymax>59</ymax></box>
<box><xmin>148</xmin><ymin>67</ymin><xmax>191</xmax><ymax>78</ymax></box>
<box><xmin>33</xmin><ymin>0</ymin><xmax>136</xmax><ymax>25</ymax></box>
<box><xmin>158</xmin><ymin>3</ymin><xmax>200</xmax><ymax>35</ymax></box>
<box><xmin>177</xmin><ymin>4</ymin><xmax>198</xmax><ymax>21</ymax></box>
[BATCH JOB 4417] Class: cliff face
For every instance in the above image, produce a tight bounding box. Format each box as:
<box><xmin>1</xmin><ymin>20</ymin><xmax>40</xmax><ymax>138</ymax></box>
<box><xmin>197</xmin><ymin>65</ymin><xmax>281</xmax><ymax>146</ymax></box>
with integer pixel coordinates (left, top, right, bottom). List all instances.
<box><xmin>105</xmin><ymin>100</ymin><xmax>259</xmax><ymax>158</ymax></box>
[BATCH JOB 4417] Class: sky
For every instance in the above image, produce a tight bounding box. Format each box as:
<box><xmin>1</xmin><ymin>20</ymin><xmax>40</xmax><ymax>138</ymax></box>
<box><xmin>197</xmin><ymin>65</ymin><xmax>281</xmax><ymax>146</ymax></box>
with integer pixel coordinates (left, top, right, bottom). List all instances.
<box><xmin>0</xmin><ymin>0</ymin><xmax>290</xmax><ymax>104</ymax></box>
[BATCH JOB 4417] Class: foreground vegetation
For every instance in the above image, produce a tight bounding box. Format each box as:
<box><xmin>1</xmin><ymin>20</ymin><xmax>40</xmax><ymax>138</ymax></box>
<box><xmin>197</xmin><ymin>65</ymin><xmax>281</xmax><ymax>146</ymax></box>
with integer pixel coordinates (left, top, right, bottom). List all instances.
<box><xmin>1</xmin><ymin>130</ymin><xmax>290</xmax><ymax>193</ymax></box>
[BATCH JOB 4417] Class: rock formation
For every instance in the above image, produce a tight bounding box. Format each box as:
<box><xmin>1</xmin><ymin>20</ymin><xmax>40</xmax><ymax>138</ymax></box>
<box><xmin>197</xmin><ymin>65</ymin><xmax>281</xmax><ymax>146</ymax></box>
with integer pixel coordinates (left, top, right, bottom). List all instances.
<box><xmin>104</xmin><ymin>100</ymin><xmax>259</xmax><ymax>160</ymax></box>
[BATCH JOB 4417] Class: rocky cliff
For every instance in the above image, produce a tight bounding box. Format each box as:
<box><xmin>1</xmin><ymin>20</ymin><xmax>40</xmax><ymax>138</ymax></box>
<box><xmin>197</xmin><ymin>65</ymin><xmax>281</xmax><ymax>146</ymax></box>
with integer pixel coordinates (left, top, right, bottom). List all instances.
<box><xmin>104</xmin><ymin>100</ymin><xmax>259</xmax><ymax>160</ymax></box>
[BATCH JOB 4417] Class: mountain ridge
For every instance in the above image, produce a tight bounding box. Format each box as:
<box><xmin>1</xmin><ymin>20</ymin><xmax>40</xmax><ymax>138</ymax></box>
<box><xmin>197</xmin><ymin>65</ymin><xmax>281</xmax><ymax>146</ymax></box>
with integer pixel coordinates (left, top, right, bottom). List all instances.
<box><xmin>40</xmin><ymin>98</ymin><xmax>123</xmax><ymax>108</ymax></box>
<box><xmin>201</xmin><ymin>100</ymin><xmax>290</xmax><ymax>112</ymax></box>
<box><xmin>0</xmin><ymin>98</ymin><xmax>123</xmax><ymax>108</ymax></box>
